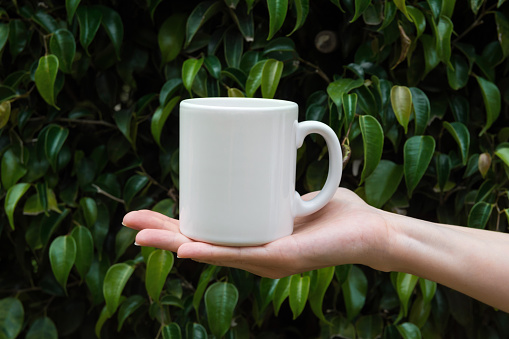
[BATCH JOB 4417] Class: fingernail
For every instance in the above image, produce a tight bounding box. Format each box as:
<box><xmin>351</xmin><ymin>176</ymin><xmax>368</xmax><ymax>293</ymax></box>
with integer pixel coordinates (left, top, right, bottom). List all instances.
<box><xmin>121</xmin><ymin>222</ymin><xmax>126</xmax><ymax>227</ymax></box>
<box><xmin>134</xmin><ymin>241</ymin><xmax>140</xmax><ymax>246</ymax></box>
<box><xmin>176</xmin><ymin>255</ymin><xmax>181</xmax><ymax>259</ymax></box>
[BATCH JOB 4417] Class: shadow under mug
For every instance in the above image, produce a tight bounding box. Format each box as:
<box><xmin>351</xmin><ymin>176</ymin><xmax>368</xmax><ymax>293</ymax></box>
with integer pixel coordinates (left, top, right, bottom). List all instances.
<box><xmin>179</xmin><ymin>97</ymin><xmax>342</xmax><ymax>246</ymax></box>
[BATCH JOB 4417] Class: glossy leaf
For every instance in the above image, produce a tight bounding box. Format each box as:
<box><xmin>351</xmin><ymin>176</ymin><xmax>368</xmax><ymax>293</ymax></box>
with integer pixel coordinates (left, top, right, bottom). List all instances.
<box><xmin>151</xmin><ymin>96</ymin><xmax>180</xmax><ymax>148</ymax></box>
<box><xmin>246</xmin><ymin>60</ymin><xmax>267</xmax><ymax>97</ymax></box>
<box><xmin>495</xmin><ymin>145</ymin><xmax>509</xmax><ymax>168</ymax></box>
<box><xmin>186</xmin><ymin>323</ymin><xmax>208</xmax><ymax>339</ymax></box>
<box><xmin>359</xmin><ymin>115</ymin><xmax>384</xmax><ymax>184</ymax></box>
<box><xmin>342</xmin><ymin>265</ymin><xmax>367</xmax><ymax>321</ymax></box>
<box><xmin>45</xmin><ymin>124</ymin><xmax>69</xmax><ymax>172</ymax></box>
<box><xmin>80</xmin><ymin>197</ymin><xmax>98</xmax><ymax>228</ymax></box>
<box><xmin>95</xmin><ymin>305</ymin><xmax>110</xmax><ymax>338</ymax></box>
<box><xmin>394</xmin><ymin>0</ymin><xmax>412</xmax><ymax>22</ymax></box>
<box><xmin>273</xmin><ymin>275</ymin><xmax>291</xmax><ymax>315</ymax></box>
<box><xmin>115</xmin><ymin>227</ymin><xmax>137</xmax><ymax>261</ymax></box>
<box><xmin>308</xmin><ymin>267</ymin><xmax>334</xmax><ymax>323</ymax></box>
<box><xmin>0</xmin><ymin>24</ymin><xmax>7</xmax><ymax>52</ymax></box>
<box><xmin>343</xmin><ymin>93</ymin><xmax>358</xmax><ymax>127</ymax></box>
<box><xmin>103</xmin><ymin>263</ymin><xmax>134</xmax><ymax>316</ymax></box>
<box><xmin>146</xmin><ymin>250</ymin><xmax>174</xmax><ymax>301</ymax></box>
<box><xmin>404</xmin><ymin>136</ymin><xmax>436</xmax><ymax>196</ymax></box>
<box><xmin>435</xmin><ymin>153</ymin><xmax>451</xmax><ymax>192</ymax></box>
<box><xmin>193</xmin><ymin>265</ymin><xmax>218</xmax><ymax>314</ymax></box>
<box><xmin>1</xmin><ymin>149</ymin><xmax>27</xmax><ymax>190</ymax></box>
<box><xmin>397</xmin><ymin>322</ymin><xmax>422</xmax><ymax>339</ymax></box>
<box><xmin>409</xmin><ymin>296</ymin><xmax>431</xmax><ymax>329</ymax></box>
<box><xmin>350</xmin><ymin>0</ymin><xmax>371</xmax><ymax>23</ymax></box>
<box><xmin>70</xmin><ymin>226</ymin><xmax>94</xmax><ymax>279</ymax></box>
<box><xmin>447</xmin><ymin>54</ymin><xmax>469</xmax><ymax>90</ymax></box>
<box><xmin>468</xmin><ymin>201</ymin><xmax>493</xmax><ymax>229</ymax></box>
<box><xmin>443</xmin><ymin>121</ymin><xmax>470</xmax><ymax>165</ymax></box>
<box><xmin>204</xmin><ymin>55</ymin><xmax>221</xmax><ymax>79</ymax></box>
<box><xmin>407</xmin><ymin>6</ymin><xmax>425</xmax><ymax>38</ymax></box>
<box><xmin>8</xmin><ymin>20</ymin><xmax>28</xmax><ymax>59</ymax></box>
<box><xmin>205</xmin><ymin>282</ymin><xmax>239</xmax><ymax>338</ymax></box>
<box><xmin>396</xmin><ymin>272</ymin><xmax>419</xmax><ymax>316</ymax></box>
<box><xmin>123</xmin><ymin>174</ymin><xmax>149</xmax><ymax>207</ymax></box>
<box><xmin>421</xmin><ymin>34</ymin><xmax>440</xmax><ymax>77</ymax></box>
<box><xmin>390</xmin><ymin>85</ymin><xmax>412</xmax><ymax>134</ymax></box>
<box><xmin>182</xmin><ymin>58</ymin><xmax>204</xmax><ymax>96</ymax></box>
<box><xmin>159</xmin><ymin>14</ymin><xmax>187</xmax><ymax>64</ymax></box>
<box><xmin>76</xmin><ymin>6</ymin><xmax>103</xmax><ymax>53</ymax></box>
<box><xmin>162</xmin><ymin>323</ymin><xmax>181</xmax><ymax>339</ymax></box>
<box><xmin>365</xmin><ymin>160</ymin><xmax>404</xmax><ymax>208</ymax></box>
<box><xmin>327</xmin><ymin>78</ymin><xmax>364</xmax><ymax>108</ymax></box>
<box><xmin>288</xmin><ymin>0</ymin><xmax>310</xmax><ymax>35</ymax></box>
<box><xmin>185</xmin><ymin>1</ymin><xmax>223</xmax><ymax>47</ymax></box>
<box><xmin>409</xmin><ymin>87</ymin><xmax>430</xmax><ymax>135</ymax></box>
<box><xmin>470</xmin><ymin>0</ymin><xmax>483</xmax><ymax>15</ymax></box>
<box><xmin>35</xmin><ymin>55</ymin><xmax>59</xmax><ymax>109</ymax></box>
<box><xmin>224</xmin><ymin>29</ymin><xmax>243</xmax><ymax>68</ymax></box>
<box><xmin>117</xmin><ymin>295</ymin><xmax>145</xmax><ymax>332</ymax></box>
<box><xmin>49</xmin><ymin>235</ymin><xmax>77</xmax><ymax>294</ymax></box>
<box><xmin>98</xmin><ymin>6</ymin><xmax>123</xmax><ymax>59</ymax></box>
<box><xmin>289</xmin><ymin>274</ymin><xmax>310</xmax><ymax>319</ymax></box>
<box><xmin>26</xmin><ymin>317</ymin><xmax>58</xmax><ymax>339</ymax></box>
<box><xmin>0</xmin><ymin>297</ymin><xmax>24</xmax><ymax>339</ymax></box>
<box><xmin>0</xmin><ymin>99</ymin><xmax>9</xmax><ymax>129</ymax></box>
<box><xmin>259</xmin><ymin>278</ymin><xmax>279</xmax><ymax>312</ymax></box>
<box><xmin>475</xmin><ymin>75</ymin><xmax>501</xmax><ymax>136</ymax></box>
<box><xmin>419</xmin><ymin>278</ymin><xmax>437</xmax><ymax>304</ymax></box>
<box><xmin>267</xmin><ymin>0</ymin><xmax>288</xmax><ymax>40</ymax></box>
<box><xmin>379</xmin><ymin>1</ymin><xmax>396</xmax><ymax>30</ymax></box>
<box><xmin>261</xmin><ymin>59</ymin><xmax>283</xmax><ymax>99</ymax></box>
<box><xmin>49</xmin><ymin>29</ymin><xmax>76</xmax><ymax>74</ymax></box>
<box><xmin>436</xmin><ymin>16</ymin><xmax>454</xmax><ymax>68</ymax></box>
<box><xmin>5</xmin><ymin>182</ymin><xmax>30</xmax><ymax>230</ymax></box>
<box><xmin>66</xmin><ymin>0</ymin><xmax>81</xmax><ymax>24</ymax></box>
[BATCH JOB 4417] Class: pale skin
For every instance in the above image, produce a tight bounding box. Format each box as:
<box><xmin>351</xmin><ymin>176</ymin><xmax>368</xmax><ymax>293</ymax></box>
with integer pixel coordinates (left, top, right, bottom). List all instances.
<box><xmin>123</xmin><ymin>188</ymin><xmax>509</xmax><ymax>313</ymax></box>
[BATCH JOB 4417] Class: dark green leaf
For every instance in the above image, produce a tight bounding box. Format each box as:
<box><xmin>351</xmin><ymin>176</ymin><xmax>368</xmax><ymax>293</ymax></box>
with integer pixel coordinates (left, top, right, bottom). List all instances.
<box><xmin>193</xmin><ymin>265</ymin><xmax>218</xmax><ymax>314</ymax></box>
<box><xmin>205</xmin><ymin>282</ymin><xmax>239</xmax><ymax>338</ymax></box>
<box><xmin>289</xmin><ymin>274</ymin><xmax>310</xmax><ymax>319</ymax></box>
<box><xmin>32</xmin><ymin>11</ymin><xmax>59</xmax><ymax>33</ymax></box>
<box><xmin>185</xmin><ymin>1</ymin><xmax>223</xmax><ymax>47</ymax></box>
<box><xmin>151</xmin><ymin>96</ymin><xmax>180</xmax><ymax>148</ymax></box>
<box><xmin>468</xmin><ymin>201</ymin><xmax>493</xmax><ymax>229</ymax></box>
<box><xmin>404</xmin><ymin>136</ymin><xmax>436</xmax><ymax>196</ymax></box>
<box><xmin>103</xmin><ymin>263</ymin><xmax>134</xmax><ymax>316</ymax></box>
<box><xmin>0</xmin><ymin>101</ymin><xmax>9</xmax><ymax>129</ymax></box>
<box><xmin>391</xmin><ymin>85</ymin><xmax>412</xmax><ymax>133</ymax></box>
<box><xmin>447</xmin><ymin>54</ymin><xmax>469</xmax><ymax>90</ymax></box>
<box><xmin>495</xmin><ymin>145</ymin><xmax>509</xmax><ymax>167</ymax></box>
<box><xmin>95</xmin><ymin>305</ymin><xmax>110</xmax><ymax>338</ymax></box>
<box><xmin>66</xmin><ymin>0</ymin><xmax>81</xmax><ymax>24</ymax></box>
<box><xmin>273</xmin><ymin>275</ymin><xmax>291</xmax><ymax>315</ymax></box>
<box><xmin>267</xmin><ymin>0</ymin><xmax>288</xmax><ymax>39</ymax></box>
<box><xmin>204</xmin><ymin>55</ymin><xmax>221</xmax><ymax>79</ymax></box>
<box><xmin>224</xmin><ymin>29</ymin><xmax>243</xmax><ymax>68</ymax></box>
<box><xmin>342</xmin><ymin>265</ymin><xmax>367</xmax><ymax>321</ymax></box>
<box><xmin>0</xmin><ymin>23</ymin><xmax>8</xmax><ymax>52</ymax></box>
<box><xmin>117</xmin><ymin>295</ymin><xmax>145</xmax><ymax>332</ymax></box>
<box><xmin>160</xmin><ymin>79</ymin><xmax>183</xmax><ymax>106</ymax></box>
<box><xmin>185</xmin><ymin>323</ymin><xmax>208</xmax><ymax>339</ymax></box>
<box><xmin>2</xmin><ymin>148</ymin><xmax>27</xmax><ymax>190</ymax></box>
<box><xmin>49</xmin><ymin>29</ymin><xmax>76</xmax><ymax>74</ymax></box>
<box><xmin>308</xmin><ymin>267</ymin><xmax>334</xmax><ymax>323</ymax></box>
<box><xmin>288</xmin><ymin>0</ymin><xmax>309</xmax><ymax>35</ymax></box>
<box><xmin>396</xmin><ymin>272</ymin><xmax>419</xmax><ymax>316</ymax></box>
<box><xmin>35</xmin><ymin>55</ymin><xmax>60</xmax><ymax>109</ymax></box>
<box><xmin>327</xmin><ymin>78</ymin><xmax>364</xmax><ymax>108</ymax></box>
<box><xmin>409</xmin><ymin>87</ymin><xmax>430</xmax><ymax>135</ymax></box>
<box><xmin>86</xmin><ymin>257</ymin><xmax>109</xmax><ymax>306</ymax></box>
<box><xmin>261</xmin><ymin>59</ymin><xmax>283</xmax><ymax>99</ymax></box>
<box><xmin>443</xmin><ymin>121</ymin><xmax>470</xmax><ymax>165</ymax></box>
<box><xmin>123</xmin><ymin>174</ymin><xmax>149</xmax><ymax>207</ymax></box>
<box><xmin>435</xmin><ymin>153</ymin><xmax>451</xmax><ymax>192</ymax></box>
<box><xmin>146</xmin><ymin>250</ymin><xmax>174</xmax><ymax>301</ymax></box>
<box><xmin>436</xmin><ymin>16</ymin><xmax>453</xmax><ymax>68</ymax></box>
<box><xmin>365</xmin><ymin>160</ymin><xmax>404</xmax><ymax>208</ymax></box>
<box><xmin>475</xmin><ymin>75</ymin><xmax>501</xmax><ymax>136</ymax></box>
<box><xmin>394</xmin><ymin>0</ymin><xmax>412</xmax><ymax>21</ymax></box>
<box><xmin>115</xmin><ymin>227</ymin><xmax>137</xmax><ymax>261</ymax></box>
<box><xmin>79</xmin><ymin>197</ymin><xmax>97</xmax><ymax>228</ymax></box>
<box><xmin>162</xmin><ymin>323</ymin><xmax>181</xmax><ymax>339</ymax></box>
<box><xmin>45</xmin><ymin>125</ymin><xmax>69</xmax><ymax>172</ymax></box>
<box><xmin>246</xmin><ymin>60</ymin><xmax>267</xmax><ymax>97</ymax></box>
<box><xmin>26</xmin><ymin>317</ymin><xmax>58</xmax><ymax>339</ymax></box>
<box><xmin>356</xmin><ymin>314</ymin><xmax>384</xmax><ymax>339</ymax></box>
<box><xmin>495</xmin><ymin>12</ymin><xmax>509</xmax><ymax>59</ymax></box>
<box><xmin>407</xmin><ymin>6</ymin><xmax>425</xmax><ymax>38</ymax></box>
<box><xmin>76</xmin><ymin>6</ymin><xmax>103</xmax><ymax>53</ymax></box>
<box><xmin>182</xmin><ymin>58</ymin><xmax>204</xmax><ymax>96</ymax></box>
<box><xmin>343</xmin><ymin>93</ymin><xmax>358</xmax><ymax>127</ymax></box>
<box><xmin>421</xmin><ymin>34</ymin><xmax>440</xmax><ymax>77</ymax></box>
<box><xmin>8</xmin><ymin>20</ymin><xmax>28</xmax><ymax>59</ymax></box>
<box><xmin>359</xmin><ymin>115</ymin><xmax>384</xmax><ymax>184</ymax></box>
<box><xmin>159</xmin><ymin>14</ymin><xmax>187</xmax><ymax>64</ymax></box>
<box><xmin>98</xmin><ymin>6</ymin><xmax>123</xmax><ymax>60</ymax></box>
<box><xmin>379</xmin><ymin>1</ymin><xmax>396</xmax><ymax>30</ymax></box>
<box><xmin>49</xmin><ymin>235</ymin><xmax>77</xmax><ymax>294</ymax></box>
<box><xmin>0</xmin><ymin>297</ymin><xmax>24</xmax><ymax>339</ymax></box>
<box><xmin>351</xmin><ymin>0</ymin><xmax>372</xmax><ymax>23</ymax></box>
<box><xmin>306</xmin><ymin>104</ymin><xmax>326</xmax><ymax>121</ymax></box>
<box><xmin>419</xmin><ymin>278</ymin><xmax>437</xmax><ymax>304</ymax></box>
<box><xmin>397</xmin><ymin>322</ymin><xmax>422</xmax><ymax>339</ymax></box>
<box><xmin>70</xmin><ymin>226</ymin><xmax>94</xmax><ymax>279</ymax></box>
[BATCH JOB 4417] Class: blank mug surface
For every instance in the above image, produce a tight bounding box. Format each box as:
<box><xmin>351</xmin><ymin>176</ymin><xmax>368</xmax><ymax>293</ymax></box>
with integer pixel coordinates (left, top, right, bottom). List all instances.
<box><xmin>179</xmin><ymin>98</ymin><xmax>298</xmax><ymax>246</ymax></box>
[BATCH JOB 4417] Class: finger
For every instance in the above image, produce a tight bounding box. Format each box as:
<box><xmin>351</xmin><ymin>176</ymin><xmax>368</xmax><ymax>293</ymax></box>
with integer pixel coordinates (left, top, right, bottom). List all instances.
<box><xmin>136</xmin><ymin>229</ymin><xmax>192</xmax><ymax>252</ymax></box>
<box><xmin>123</xmin><ymin>210</ymin><xmax>180</xmax><ymax>232</ymax></box>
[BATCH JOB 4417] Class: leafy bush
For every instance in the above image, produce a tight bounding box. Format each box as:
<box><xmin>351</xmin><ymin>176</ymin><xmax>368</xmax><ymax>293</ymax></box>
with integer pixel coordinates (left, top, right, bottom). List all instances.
<box><xmin>1</xmin><ymin>0</ymin><xmax>509</xmax><ymax>338</ymax></box>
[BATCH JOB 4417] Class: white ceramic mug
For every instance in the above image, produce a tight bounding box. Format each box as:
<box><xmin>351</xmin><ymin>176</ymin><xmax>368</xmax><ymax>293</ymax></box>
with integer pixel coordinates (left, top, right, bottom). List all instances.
<box><xmin>179</xmin><ymin>98</ymin><xmax>342</xmax><ymax>246</ymax></box>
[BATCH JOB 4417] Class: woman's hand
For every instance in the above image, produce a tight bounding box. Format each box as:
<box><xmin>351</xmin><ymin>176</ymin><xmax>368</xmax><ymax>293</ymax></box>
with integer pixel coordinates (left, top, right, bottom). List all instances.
<box><xmin>122</xmin><ymin>188</ymin><xmax>392</xmax><ymax>278</ymax></box>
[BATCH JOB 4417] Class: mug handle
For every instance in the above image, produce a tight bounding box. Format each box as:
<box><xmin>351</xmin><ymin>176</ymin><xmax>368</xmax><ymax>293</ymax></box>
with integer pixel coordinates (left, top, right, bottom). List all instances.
<box><xmin>294</xmin><ymin>121</ymin><xmax>343</xmax><ymax>217</ymax></box>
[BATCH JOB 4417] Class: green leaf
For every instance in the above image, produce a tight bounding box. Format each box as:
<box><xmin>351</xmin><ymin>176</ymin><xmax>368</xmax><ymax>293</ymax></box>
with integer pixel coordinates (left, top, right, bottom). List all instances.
<box><xmin>32</xmin><ymin>11</ymin><xmax>59</xmax><ymax>33</ymax></box>
<box><xmin>390</xmin><ymin>85</ymin><xmax>412</xmax><ymax>134</ymax></box>
<box><xmin>186</xmin><ymin>323</ymin><xmax>208</xmax><ymax>339</ymax></box>
<box><xmin>350</xmin><ymin>0</ymin><xmax>372</xmax><ymax>23</ymax></box>
<box><xmin>1</xmin><ymin>148</ymin><xmax>27</xmax><ymax>190</ymax></box>
<box><xmin>8</xmin><ymin>20</ymin><xmax>28</xmax><ymax>59</ymax></box>
<box><xmin>343</xmin><ymin>93</ymin><xmax>358</xmax><ymax>127</ymax></box>
<box><xmin>495</xmin><ymin>145</ymin><xmax>509</xmax><ymax>167</ymax></box>
<box><xmin>342</xmin><ymin>265</ymin><xmax>367</xmax><ymax>321</ymax></box>
<box><xmin>103</xmin><ymin>263</ymin><xmax>135</xmax><ymax>316</ymax></box>
<box><xmin>66</xmin><ymin>0</ymin><xmax>81</xmax><ymax>24</ymax></box>
<box><xmin>185</xmin><ymin>1</ymin><xmax>223</xmax><ymax>47</ymax></box>
<box><xmin>182</xmin><ymin>58</ymin><xmax>204</xmax><ymax>96</ymax></box>
<box><xmin>475</xmin><ymin>75</ymin><xmax>501</xmax><ymax>136</ymax></box>
<box><xmin>404</xmin><ymin>136</ymin><xmax>436</xmax><ymax>196</ymax></box>
<box><xmin>162</xmin><ymin>323</ymin><xmax>182</xmax><ymax>339</ymax></box>
<box><xmin>123</xmin><ymin>174</ymin><xmax>149</xmax><ymax>207</ymax></box>
<box><xmin>113</xmin><ymin>109</ymin><xmax>133</xmax><ymax>144</ymax></box>
<box><xmin>0</xmin><ymin>23</ymin><xmax>7</xmax><ymax>54</ymax></box>
<box><xmin>151</xmin><ymin>96</ymin><xmax>180</xmax><ymax>148</ymax></box>
<box><xmin>447</xmin><ymin>54</ymin><xmax>469</xmax><ymax>90</ymax></box>
<box><xmin>117</xmin><ymin>295</ymin><xmax>145</xmax><ymax>332</ymax></box>
<box><xmin>224</xmin><ymin>29</ymin><xmax>243</xmax><ymax>68</ymax></box>
<box><xmin>86</xmin><ymin>257</ymin><xmax>109</xmax><ymax>306</ymax></box>
<box><xmin>80</xmin><ymin>197</ymin><xmax>98</xmax><ymax>227</ymax></box>
<box><xmin>204</xmin><ymin>282</ymin><xmax>239</xmax><ymax>338</ymax></box>
<box><xmin>359</xmin><ymin>115</ymin><xmax>384</xmax><ymax>184</ymax></box>
<box><xmin>288</xmin><ymin>0</ymin><xmax>309</xmax><ymax>35</ymax></box>
<box><xmin>160</xmin><ymin>79</ymin><xmax>183</xmax><ymax>107</ymax></box>
<box><xmin>419</xmin><ymin>278</ymin><xmax>437</xmax><ymax>304</ymax></box>
<box><xmin>468</xmin><ymin>201</ymin><xmax>493</xmax><ymax>229</ymax></box>
<box><xmin>327</xmin><ymin>78</ymin><xmax>364</xmax><ymax>108</ymax></box>
<box><xmin>379</xmin><ymin>1</ymin><xmax>396</xmax><ymax>30</ymax></box>
<box><xmin>397</xmin><ymin>322</ymin><xmax>422</xmax><ymax>339</ymax></box>
<box><xmin>0</xmin><ymin>297</ymin><xmax>24</xmax><ymax>339</ymax></box>
<box><xmin>435</xmin><ymin>153</ymin><xmax>451</xmax><ymax>192</ymax></box>
<box><xmin>407</xmin><ymin>6</ymin><xmax>425</xmax><ymax>38</ymax></box>
<box><xmin>115</xmin><ymin>227</ymin><xmax>137</xmax><ymax>262</ymax></box>
<box><xmin>45</xmin><ymin>124</ymin><xmax>69</xmax><ymax>172</ymax></box>
<box><xmin>470</xmin><ymin>0</ymin><xmax>483</xmax><ymax>15</ymax></box>
<box><xmin>95</xmin><ymin>305</ymin><xmax>110</xmax><ymax>338</ymax></box>
<box><xmin>35</xmin><ymin>55</ymin><xmax>60</xmax><ymax>109</ymax></box>
<box><xmin>4</xmin><ymin>182</ymin><xmax>29</xmax><ymax>230</ymax></box>
<box><xmin>273</xmin><ymin>275</ymin><xmax>291</xmax><ymax>315</ymax></box>
<box><xmin>267</xmin><ymin>0</ymin><xmax>288</xmax><ymax>40</ymax></box>
<box><xmin>146</xmin><ymin>250</ymin><xmax>174</xmax><ymax>301</ymax></box>
<box><xmin>246</xmin><ymin>60</ymin><xmax>267</xmax><ymax>97</ymax></box>
<box><xmin>409</xmin><ymin>87</ymin><xmax>430</xmax><ymax>135</ymax></box>
<box><xmin>148</xmin><ymin>0</ymin><xmax>163</xmax><ymax>21</ymax></box>
<box><xmin>98</xmin><ymin>6</ymin><xmax>123</xmax><ymax>60</ymax></box>
<box><xmin>306</xmin><ymin>103</ymin><xmax>327</xmax><ymax>121</ymax></box>
<box><xmin>204</xmin><ymin>55</ymin><xmax>221</xmax><ymax>79</ymax></box>
<box><xmin>436</xmin><ymin>16</ymin><xmax>454</xmax><ymax>68</ymax></box>
<box><xmin>159</xmin><ymin>14</ymin><xmax>187</xmax><ymax>64</ymax></box>
<box><xmin>49</xmin><ymin>235</ymin><xmax>77</xmax><ymax>294</ymax></box>
<box><xmin>258</xmin><ymin>278</ymin><xmax>279</xmax><ymax>312</ymax></box>
<box><xmin>308</xmin><ymin>267</ymin><xmax>334</xmax><ymax>323</ymax></box>
<box><xmin>193</xmin><ymin>265</ymin><xmax>218</xmax><ymax>314</ymax></box>
<box><xmin>421</xmin><ymin>34</ymin><xmax>440</xmax><ymax>77</ymax></box>
<box><xmin>261</xmin><ymin>59</ymin><xmax>283</xmax><ymax>99</ymax></box>
<box><xmin>356</xmin><ymin>314</ymin><xmax>384</xmax><ymax>339</ymax></box>
<box><xmin>76</xmin><ymin>6</ymin><xmax>103</xmax><ymax>53</ymax></box>
<box><xmin>289</xmin><ymin>274</ymin><xmax>310</xmax><ymax>319</ymax></box>
<box><xmin>495</xmin><ymin>12</ymin><xmax>509</xmax><ymax>60</ymax></box>
<box><xmin>70</xmin><ymin>226</ymin><xmax>94</xmax><ymax>279</ymax></box>
<box><xmin>26</xmin><ymin>317</ymin><xmax>58</xmax><ymax>339</ymax></box>
<box><xmin>365</xmin><ymin>160</ymin><xmax>404</xmax><ymax>208</ymax></box>
<box><xmin>394</xmin><ymin>0</ymin><xmax>412</xmax><ymax>22</ymax></box>
<box><xmin>443</xmin><ymin>121</ymin><xmax>470</xmax><ymax>165</ymax></box>
<box><xmin>396</xmin><ymin>272</ymin><xmax>419</xmax><ymax>317</ymax></box>
<box><xmin>49</xmin><ymin>29</ymin><xmax>76</xmax><ymax>74</ymax></box>
<box><xmin>409</xmin><ymin>295</ymin><xmax>431</xmax><ymax>329</ymax></box>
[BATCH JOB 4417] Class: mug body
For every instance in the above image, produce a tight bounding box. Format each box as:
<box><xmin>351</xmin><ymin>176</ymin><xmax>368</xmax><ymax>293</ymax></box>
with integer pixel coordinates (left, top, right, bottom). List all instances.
<box><xmin>179</xmin><ymin>98</ymin><xmax>298</xmax><ymax>246</ymax></box>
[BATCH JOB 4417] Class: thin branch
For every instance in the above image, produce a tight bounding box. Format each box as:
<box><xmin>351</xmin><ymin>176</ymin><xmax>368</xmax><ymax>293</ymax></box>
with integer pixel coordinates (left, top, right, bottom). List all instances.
<box><xmin>92</xmin><ymin>184</ymin><xmax>125</xmax><ymax>204</ymax></box>
<box><xmin>56</xmin><ymin>118</ymin><xmax>117</xmax><ymax>129</ymax></box>
<box><xmin>298</xmin><ymin>57</ymin><xmax>331</xmax><ymax>84</ymax></box>
<box><xmin>452</xmin><ymin>4</ymin><xmax>497</xmax><ymax>44</ymax></box>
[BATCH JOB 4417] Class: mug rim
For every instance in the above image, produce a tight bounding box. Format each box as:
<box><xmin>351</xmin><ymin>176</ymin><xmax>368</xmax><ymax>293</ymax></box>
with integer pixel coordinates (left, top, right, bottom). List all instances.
<box><xmin>180</xmin><ymin>97</ymin><xmax>297</xmax><ymax>110</ymax></box>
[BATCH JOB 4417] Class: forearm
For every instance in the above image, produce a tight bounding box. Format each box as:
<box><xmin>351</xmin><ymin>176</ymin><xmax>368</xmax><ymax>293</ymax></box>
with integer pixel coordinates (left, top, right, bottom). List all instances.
<box><xmin>382</xmin><ymin>211</ymin><xmax>509</xmax><ymax>312</ymax></box>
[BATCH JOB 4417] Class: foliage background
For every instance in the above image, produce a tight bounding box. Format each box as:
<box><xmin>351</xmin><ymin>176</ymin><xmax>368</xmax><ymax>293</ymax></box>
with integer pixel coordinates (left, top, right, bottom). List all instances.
<box><xmin>1</xmin><ymin>0</ymin><xmax>509</xmax><ymax>338</ymax></box>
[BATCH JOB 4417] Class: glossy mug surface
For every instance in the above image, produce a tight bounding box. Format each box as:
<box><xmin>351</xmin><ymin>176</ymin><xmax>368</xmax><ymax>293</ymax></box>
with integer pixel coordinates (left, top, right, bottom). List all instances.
<box><xmin>179</xmin><ymin>98</ymin><xmax>342</xmax><ymax>246</ymax></box>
